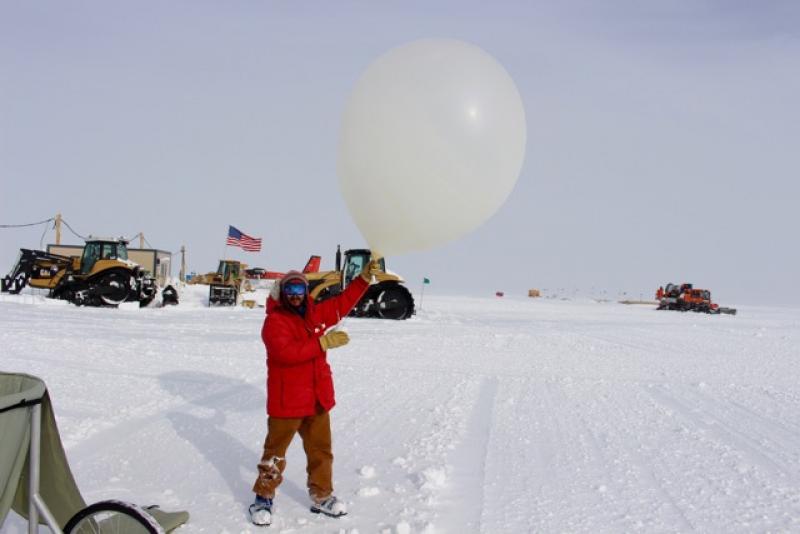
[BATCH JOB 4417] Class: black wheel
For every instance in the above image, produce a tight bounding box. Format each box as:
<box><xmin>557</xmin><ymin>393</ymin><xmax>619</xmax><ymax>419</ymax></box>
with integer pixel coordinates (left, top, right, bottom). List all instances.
<box><xmin>349</xmin><ymin>287</ymin><xmax>375</xmax><ymax>317</ymax></box>
<box><xmin>64</xmin><ymin>499</ymin><xmax>164</xmax><ymax>534</ymax></box>
<box><xmin>97</xmin><ymin>272</ymin><xmax>131</xmax><ymax>306</ymax></box>
<box><xmin>376</xmin><ymin>285</ymin><xmax>414</xmax><ymax>320</ymax></box>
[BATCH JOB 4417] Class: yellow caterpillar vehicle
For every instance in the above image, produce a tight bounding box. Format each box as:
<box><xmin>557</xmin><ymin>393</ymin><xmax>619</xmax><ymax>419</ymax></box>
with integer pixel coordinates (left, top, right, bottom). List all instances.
<box><xmin>1</xmin><ymin>238</ymin><xmax>157</xmax><ymax>307</ymax></box>
<box><xmin>189</xmin><ymin>259</ymin><xmax>250</xmax><ymax>306</ymax></box>
<box><xmin>306</xmin><ymin>246</ymin><xmax>415</xmax><ymax>320</ymax></box>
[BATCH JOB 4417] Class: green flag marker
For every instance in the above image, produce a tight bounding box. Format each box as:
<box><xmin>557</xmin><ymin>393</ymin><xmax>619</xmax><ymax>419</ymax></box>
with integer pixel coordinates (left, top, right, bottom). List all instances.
<box><xmin>420</xmin><ymin>277</ymin><xmax>430</xmax><ymax>311</ymax></box>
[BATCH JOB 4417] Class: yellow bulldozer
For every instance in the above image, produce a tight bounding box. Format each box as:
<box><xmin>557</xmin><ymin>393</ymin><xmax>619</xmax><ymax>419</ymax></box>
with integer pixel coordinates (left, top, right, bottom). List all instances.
<box><xmin>1</xmin><ymin>238</ymin><xmax>157</xmax><ymax>307</ymax></box>
<box><xmin>188</xmin><ymin>259</ymin><xmax>252</xmax><ymax>306</ymax></box>
<box><xmin>306</xmin><ymin>246</ymin><xmax>415</xmax><ymax>320</ymax></box>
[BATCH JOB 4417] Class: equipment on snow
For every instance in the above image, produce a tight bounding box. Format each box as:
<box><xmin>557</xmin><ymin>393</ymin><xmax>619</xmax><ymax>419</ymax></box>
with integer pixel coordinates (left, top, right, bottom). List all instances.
<box><xmin>161</xmin><ymin>285</ymin><xmax>179</xmax><ymax>306</ymax></box>
<box><xmin>1</xmin><ymin>239</ymin><xmax>157</xmax><ymax>307</ymax></box>
<box><xmin>656</xmin><ymin>283</ymin><xmax>737</xmax><ymax>315</ymax></box>
<box><xmin>305</xmin><ymin>245</ymin><xmax>415</xmax><ymax>320</ymax></box>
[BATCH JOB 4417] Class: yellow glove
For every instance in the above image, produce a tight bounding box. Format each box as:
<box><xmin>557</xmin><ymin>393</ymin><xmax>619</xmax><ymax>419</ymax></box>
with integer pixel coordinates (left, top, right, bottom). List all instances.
<box><xmin>360</xmin><ymin>259</ymin><xmax>382</xmax><ymax>282</ymax></box>
<box><xmin>319</xmin><ymin>330</ymin><xmax>350</xmax><ymax>351</ymax></box>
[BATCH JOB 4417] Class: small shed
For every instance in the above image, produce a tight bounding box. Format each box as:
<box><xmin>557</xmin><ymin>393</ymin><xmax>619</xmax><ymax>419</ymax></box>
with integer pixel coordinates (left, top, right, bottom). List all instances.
<box><xmin>528</xmin><ymin>288</ymin><xmax>541</xmax><ymax>298</ymax></box>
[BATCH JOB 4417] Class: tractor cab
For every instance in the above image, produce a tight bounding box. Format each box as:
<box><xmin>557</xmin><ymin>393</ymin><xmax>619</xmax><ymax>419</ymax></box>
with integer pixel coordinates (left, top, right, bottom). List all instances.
<box><xmin>337</xmin><ymin>248</ymin><xmax>385</xmax><ymax>288</ymax></box>
<box><xmin>216</xmin><ymin>260</ymin><xmax>242</xmax><ymax>281</ymax></box>
<box><xmin>81</xmin><ymin>239</ymin><xmax>129</xmax><ymax>274</ymax></box>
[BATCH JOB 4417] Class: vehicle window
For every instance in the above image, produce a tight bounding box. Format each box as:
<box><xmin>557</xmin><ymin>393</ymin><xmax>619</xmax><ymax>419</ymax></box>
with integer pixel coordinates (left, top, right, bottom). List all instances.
<box><xmin>82</xmin><ymin>243</ymin><xmax>101</xmax><ymax>273</ymax></box>
<box><xmin>102</xmin><ymin>243</ymin><xmax>115</xmax><ymax>259</ymax></box>
<box><xmin>345</xmin><ymin>255</ymin><xmax>366</xmax><ymax>286</ymax></box>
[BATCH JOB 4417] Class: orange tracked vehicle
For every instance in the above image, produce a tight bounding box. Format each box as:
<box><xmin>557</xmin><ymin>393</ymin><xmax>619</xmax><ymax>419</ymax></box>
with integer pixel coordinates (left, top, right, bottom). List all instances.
<box><xmin>657</xmin><ymin>283</ymin><xmax>736</xmax><ymax>315</ymax></box>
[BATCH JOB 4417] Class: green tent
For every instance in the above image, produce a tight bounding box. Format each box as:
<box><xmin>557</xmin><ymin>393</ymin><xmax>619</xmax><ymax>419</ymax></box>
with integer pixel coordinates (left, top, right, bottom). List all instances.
<box><xmin>0</xmin><ymin>372</ymin><xmax>189</xmax><ymax>533</ymax></box>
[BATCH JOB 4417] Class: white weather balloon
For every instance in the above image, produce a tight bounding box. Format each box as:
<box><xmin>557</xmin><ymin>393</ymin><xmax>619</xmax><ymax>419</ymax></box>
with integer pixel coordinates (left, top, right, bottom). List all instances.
<box><xmin>338</xmin><ymin>38</ymin><xmax>527</xmax><ymax>256</ymax></box>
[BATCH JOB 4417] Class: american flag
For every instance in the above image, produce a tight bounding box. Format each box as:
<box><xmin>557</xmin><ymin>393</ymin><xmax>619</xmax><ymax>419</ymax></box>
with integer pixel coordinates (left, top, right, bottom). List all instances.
<box><xmin>226</xmin><ymin>226</ymin><xmax>262</xmax><ymax>252</ymax></box>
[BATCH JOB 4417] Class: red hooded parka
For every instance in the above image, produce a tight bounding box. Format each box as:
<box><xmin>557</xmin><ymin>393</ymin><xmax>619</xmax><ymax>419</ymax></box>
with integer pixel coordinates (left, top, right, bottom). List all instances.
<box><xmin>261</xmin><ymin>272</ymin><xmax>369</xmax><ymax>417</ymax></box>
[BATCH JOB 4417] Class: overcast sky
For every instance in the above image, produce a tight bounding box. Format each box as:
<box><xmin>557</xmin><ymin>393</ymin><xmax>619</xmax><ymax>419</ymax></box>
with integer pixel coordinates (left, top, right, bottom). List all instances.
<box><xmin>2</xmin><ymin>1</ymin><xmax>798</xmax><ymax>306</ymax></box>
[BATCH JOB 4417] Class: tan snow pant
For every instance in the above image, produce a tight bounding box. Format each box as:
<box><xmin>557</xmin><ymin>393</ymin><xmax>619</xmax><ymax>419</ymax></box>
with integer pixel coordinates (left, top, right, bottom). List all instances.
<box><xmin>252</xmin><ymin>407</ymin><xmax>333</xmax><ymax>501</ymax></box>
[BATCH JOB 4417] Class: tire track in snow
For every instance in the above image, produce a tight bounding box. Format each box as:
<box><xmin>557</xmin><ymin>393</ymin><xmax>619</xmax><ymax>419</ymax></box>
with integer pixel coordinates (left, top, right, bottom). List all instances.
<box><xmin>479</xmin><ymin>378</ymin><xmax>557</xmax><ymax>533</ymax></box>
<box><xmin>443</xmin><ymin>376</ymin><xmax>498</xmax><ymax>533</ymax></box>
<box><xmin>592</xmin><ymin>384</ymin><xmax>696</xmax><ymax>532</ymax></box>
<box><xmin>726</xmin><ymin>397</ymin><xmax>800</xmax><ymax>442</ymax></box>
<box><xmin>642</xmin><ymin>384</ymin><xmax>800</xmax><ymax>530</ymax></box>
<box><xmin>648</xmin><ymin>385</ymin><xmax>799</xmax><ymax>479</ymax></box>
<box><xmin>384</xmin><ymin>373</ymin><xmax>479</xmax><ymax>531</ymax></box>
<box><xmin>486</xmin><ymin>379</ymin><xmax>626</xmax><ymax>533</ymax></box>
<box><xmin>544</xmin><ymin>380</ymin><xmax>695</xmax><ymax>532</ymax></box>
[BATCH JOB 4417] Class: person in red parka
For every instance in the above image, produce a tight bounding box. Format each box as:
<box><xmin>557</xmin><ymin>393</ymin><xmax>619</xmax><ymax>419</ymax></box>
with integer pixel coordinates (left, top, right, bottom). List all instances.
<box><xmin>248</xmin><ymin>260</ymin><xmax>378</xmax><ymax>526</ymax></box>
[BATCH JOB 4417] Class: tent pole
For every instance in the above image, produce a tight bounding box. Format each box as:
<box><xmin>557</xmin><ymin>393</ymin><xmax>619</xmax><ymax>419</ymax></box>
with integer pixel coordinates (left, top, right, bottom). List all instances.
<box><xmin>28</xmin><ymin>404</ymin><xmax>40</xmax><ymax>534</ymax></box>
<box><xmin>28</xmin><ymin>404</ymin><xmax>63</xmax><ymax>534</ymax></box>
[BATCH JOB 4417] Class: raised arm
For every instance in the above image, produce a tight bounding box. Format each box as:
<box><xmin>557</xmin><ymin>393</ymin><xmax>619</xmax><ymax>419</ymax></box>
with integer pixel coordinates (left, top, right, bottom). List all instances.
<box><xmin>316</xmin><ymin>275</ymin><xmax>370</xmax><ymax>326</ymax></box>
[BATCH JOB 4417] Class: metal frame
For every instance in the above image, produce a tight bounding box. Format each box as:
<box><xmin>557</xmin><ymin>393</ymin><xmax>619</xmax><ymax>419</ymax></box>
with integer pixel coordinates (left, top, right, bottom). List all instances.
<box><xmin>28</xmin><ymin>403</ymin><xmax>63</xmax><ymax>534</ymax></box>
<box><xmin>2</xmin><ymin>375</ymin><xmax>174</xmax><ymax>534</ymax></box>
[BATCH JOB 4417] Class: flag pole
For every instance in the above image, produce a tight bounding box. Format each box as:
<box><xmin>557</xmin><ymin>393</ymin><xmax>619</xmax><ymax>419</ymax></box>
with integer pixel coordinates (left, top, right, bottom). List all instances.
<box><xmin>220</xmin><ymin>226</ymin><xmax>229</xmax><ymax>265</ymax></box>
<box><xmin>419</xmin><ymin>278</ymin><xmax>425</xmax><ymax>312</ymax></box>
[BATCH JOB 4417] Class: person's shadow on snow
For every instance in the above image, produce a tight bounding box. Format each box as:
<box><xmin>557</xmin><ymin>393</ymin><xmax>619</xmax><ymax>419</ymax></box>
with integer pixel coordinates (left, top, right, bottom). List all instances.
<box><xmin>159</xmin><ymin>371</ymin><xmax>308</xmax><ymax>511</ymax></box>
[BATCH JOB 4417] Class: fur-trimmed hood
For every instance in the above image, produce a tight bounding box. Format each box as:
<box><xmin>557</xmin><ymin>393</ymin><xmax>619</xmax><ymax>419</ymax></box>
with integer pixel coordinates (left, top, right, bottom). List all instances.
<box><xmin>267</xmin><ymin>270</ymin><xmax>309</xmax><ymax>312</ymax></box>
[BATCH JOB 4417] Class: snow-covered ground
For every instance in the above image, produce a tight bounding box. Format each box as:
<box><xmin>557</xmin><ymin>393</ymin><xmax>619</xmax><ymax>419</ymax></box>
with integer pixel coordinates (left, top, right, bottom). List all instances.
<box><xmin>2</xmin><ymin>286</ymin><xmax>800</xmax><ymax>533</ymax></box>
